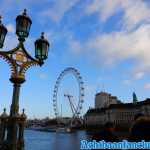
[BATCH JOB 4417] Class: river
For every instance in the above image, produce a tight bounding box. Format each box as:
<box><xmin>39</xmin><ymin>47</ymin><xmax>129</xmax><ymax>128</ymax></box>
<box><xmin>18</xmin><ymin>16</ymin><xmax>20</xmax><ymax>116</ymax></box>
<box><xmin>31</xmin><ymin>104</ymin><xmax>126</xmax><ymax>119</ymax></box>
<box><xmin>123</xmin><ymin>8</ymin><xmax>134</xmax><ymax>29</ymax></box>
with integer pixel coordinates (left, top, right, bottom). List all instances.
<box><xmin>25</xmin><ymin>130</ymin><xmax>88</xmax><ymax>150</ymax></box>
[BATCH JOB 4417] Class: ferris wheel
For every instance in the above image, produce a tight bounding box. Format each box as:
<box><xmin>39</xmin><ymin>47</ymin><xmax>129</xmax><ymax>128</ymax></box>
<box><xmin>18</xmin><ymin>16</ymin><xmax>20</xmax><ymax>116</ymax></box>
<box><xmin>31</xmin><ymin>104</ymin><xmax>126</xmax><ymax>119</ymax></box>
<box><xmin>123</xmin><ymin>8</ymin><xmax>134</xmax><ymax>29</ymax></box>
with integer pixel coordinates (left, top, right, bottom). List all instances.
<box><xmin>52</xmin><ymin>67</ymin><xmax>84</xmax><ymax>119</ymax></box>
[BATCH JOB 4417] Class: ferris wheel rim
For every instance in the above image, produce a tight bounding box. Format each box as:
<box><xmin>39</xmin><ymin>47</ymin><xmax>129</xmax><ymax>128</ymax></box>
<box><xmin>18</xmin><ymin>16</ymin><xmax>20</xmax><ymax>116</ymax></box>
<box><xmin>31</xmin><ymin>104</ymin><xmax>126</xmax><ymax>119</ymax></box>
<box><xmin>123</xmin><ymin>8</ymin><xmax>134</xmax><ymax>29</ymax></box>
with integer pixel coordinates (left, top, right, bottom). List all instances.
<box><xmin>52</xmin><ymin>67</ymin><xmax>84</xmax><ymax>118</ymax></box>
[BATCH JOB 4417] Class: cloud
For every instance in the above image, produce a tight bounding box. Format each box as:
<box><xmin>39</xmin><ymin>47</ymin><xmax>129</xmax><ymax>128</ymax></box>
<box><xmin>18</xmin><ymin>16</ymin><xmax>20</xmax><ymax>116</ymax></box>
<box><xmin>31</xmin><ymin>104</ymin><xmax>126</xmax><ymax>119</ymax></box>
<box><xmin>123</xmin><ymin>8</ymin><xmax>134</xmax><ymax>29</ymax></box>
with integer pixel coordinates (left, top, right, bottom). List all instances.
<box><xmin>67</xmin><ymin>36</ymin><xmax>82</xmax><ymax>55</ymax></box>
<box><xmin>134</xmin><ymin>72</ymin><xmax>145</xmax><ymax>80</ymax></box>
<box><xmin>86</xmin><ymin>24</ymin><xmax>150</xmax><ymax>76</ymax></box>
<box><xmin>6</xmin><ymin>24</ymin><xmax>15</xmax><ymax>33</ymax></box>
<box><xmin>39</xmin><ymin>0</ymin><xmax>150</xmax><ymax>79</ymax></box>
<box><xmin>85</xmin><ymin>0</ymin><xmax>122</xmax><ymax>22</ymax></box>
<box><xmin>3</xmin><ymin>35</ymin><xmax>17</xmax><ymax>50</ymax></box>
<box><xmin>41</xmin><ymin>0</ymin><xmax>80</xmax><ymax>23</ymax></box>
<box><xmin>121</xmin><ymin>0</ymin><xmax>150</xmax><ymax>30</ymax></box>
<box><xmin>144</xmin><ymin>83</ymin><xmax>150</xmax><ymax>89</ymax></box>
<box><xmin>85</xmin><ymin>0</ymin><xmax>150</xmax><ymax>30</ymax></box>
<box><xmin>122</xmin><ymin>72</ymin><xmax>145</xmax><ymax>86</ymax></box>
<box><xmin>39</xmin><ymin>73</ymin><xmax>48</xmax><ymax>80</ymax></box>
<box><xmin>122</xmin><ymin>79</ymin><xmax>131</xmax><ymax>85</ymax></box>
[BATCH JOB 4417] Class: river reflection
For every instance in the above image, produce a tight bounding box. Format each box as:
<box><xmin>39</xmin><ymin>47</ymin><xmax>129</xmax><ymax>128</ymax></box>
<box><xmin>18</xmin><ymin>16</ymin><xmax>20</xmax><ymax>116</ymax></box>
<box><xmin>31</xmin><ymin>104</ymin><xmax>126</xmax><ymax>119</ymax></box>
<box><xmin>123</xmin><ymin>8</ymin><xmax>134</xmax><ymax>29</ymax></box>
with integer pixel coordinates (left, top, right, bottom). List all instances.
<box><xmin>25</xmin><ymin>130</ymin><xmax>88</xmax><ymax>150</ymax></box>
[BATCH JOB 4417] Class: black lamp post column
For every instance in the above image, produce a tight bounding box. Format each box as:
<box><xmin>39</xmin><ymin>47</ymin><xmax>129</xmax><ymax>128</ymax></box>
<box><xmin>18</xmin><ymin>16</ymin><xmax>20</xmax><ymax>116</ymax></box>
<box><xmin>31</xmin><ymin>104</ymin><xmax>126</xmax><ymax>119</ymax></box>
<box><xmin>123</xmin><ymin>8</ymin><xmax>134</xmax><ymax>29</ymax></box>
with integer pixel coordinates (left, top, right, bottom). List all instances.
<box><xmin>0</xmin><ymin>108</ymin><xmax>8</xmax><ymax>144</ymax></box>
<box><xmin>18</xmin><ymin>109</ymin><xmax>26</xmax><ymax>150</ymax></box>
<box><xmin>10</xmin><ymin>82</ymin><xmax>23</xmax><ymax>116</ymax></box>
<box><xmin>6</xmin><ymin>80</ymin><xmax>24</xmax><ymax>150</ymax></box>
<box><xmin>0</xmin><ymin>9</ymin><xmax>49</xmax><ymax>150</ymax></box>
<box><xmin>10</xmin><ymin>78</ymin><xmax>25</xmax><ymax>116</ymax></box>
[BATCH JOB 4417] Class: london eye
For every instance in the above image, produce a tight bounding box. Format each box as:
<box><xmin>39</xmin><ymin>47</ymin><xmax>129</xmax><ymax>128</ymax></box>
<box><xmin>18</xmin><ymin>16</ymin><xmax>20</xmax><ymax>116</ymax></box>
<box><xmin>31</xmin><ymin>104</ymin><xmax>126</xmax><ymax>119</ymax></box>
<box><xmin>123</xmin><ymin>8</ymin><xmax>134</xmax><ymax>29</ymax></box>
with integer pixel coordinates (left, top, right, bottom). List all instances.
<box><xmin>52</xmin><ymin>67</ymin><xmax>84</xmax><ymax>121</ymax></box>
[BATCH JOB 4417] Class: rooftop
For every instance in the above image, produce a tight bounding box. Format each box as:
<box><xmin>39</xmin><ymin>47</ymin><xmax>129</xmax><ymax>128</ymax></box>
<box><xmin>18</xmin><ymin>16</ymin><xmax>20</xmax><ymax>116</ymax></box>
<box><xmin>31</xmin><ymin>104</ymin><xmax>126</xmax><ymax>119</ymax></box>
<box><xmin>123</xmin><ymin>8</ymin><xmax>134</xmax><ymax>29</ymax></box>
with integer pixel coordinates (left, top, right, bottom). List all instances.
<box><xmin>86</xmin><ymin>98</ymin><xmax>150</xmax><ymax>115</ymax></box>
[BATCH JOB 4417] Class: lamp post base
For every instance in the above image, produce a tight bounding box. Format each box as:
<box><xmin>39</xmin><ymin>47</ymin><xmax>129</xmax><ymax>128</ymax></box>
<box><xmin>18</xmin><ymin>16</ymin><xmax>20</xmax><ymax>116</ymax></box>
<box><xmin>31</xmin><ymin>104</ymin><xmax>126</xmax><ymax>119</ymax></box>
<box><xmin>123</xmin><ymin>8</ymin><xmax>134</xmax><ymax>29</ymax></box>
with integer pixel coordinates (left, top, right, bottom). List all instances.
<box><xmin>0</xmin><ymin>114</ymin><xmax>26</xmax><ymax>150</ymax></box>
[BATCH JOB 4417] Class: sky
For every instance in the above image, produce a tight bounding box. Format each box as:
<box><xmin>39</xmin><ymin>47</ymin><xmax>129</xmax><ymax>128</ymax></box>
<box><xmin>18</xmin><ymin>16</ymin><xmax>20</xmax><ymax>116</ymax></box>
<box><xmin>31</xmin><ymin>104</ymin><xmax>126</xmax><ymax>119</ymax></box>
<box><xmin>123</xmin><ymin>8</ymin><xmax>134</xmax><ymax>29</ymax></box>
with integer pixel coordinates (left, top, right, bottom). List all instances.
<box><xmin>0</xmin><ymin>0</ymin><xmax>150</xmax><ymax>119</ymax></box>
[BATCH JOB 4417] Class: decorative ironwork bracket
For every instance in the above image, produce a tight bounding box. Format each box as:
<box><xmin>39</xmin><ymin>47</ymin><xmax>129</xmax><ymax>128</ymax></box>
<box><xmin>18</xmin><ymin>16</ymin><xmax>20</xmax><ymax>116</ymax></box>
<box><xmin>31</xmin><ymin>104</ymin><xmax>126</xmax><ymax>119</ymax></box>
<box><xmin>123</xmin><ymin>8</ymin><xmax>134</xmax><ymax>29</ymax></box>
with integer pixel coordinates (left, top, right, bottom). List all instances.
<box><xmin>0</xmin><ymin>42</ymin><xmax>43</xmax><ymax>83</ymax></box>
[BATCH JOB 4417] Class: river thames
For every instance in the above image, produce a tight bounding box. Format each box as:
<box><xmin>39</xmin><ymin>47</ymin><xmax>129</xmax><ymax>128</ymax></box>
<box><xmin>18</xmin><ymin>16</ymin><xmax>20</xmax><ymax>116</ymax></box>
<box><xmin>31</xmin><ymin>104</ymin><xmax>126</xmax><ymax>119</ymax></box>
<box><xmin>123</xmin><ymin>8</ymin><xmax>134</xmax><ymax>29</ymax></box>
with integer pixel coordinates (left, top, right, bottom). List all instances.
<box><xmin>25</xmin><ymin>130</ymin><xmax>88</xmax><ymax>150</ymax></box>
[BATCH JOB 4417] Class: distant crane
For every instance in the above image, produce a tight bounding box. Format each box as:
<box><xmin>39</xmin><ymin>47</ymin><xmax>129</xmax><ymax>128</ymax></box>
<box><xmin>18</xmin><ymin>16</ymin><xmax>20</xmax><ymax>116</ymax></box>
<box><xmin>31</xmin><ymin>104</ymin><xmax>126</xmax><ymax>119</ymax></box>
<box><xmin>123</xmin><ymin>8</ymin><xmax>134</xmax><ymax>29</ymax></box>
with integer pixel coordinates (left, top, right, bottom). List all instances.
<box><xmin>64</xmin><ymin>94</ymin><xmax>78</xmax><ymax>118</ymax></box>
<box><xmin>64</xmin><ymin>94</ymin><xmax>82</xmax><ymax>128</ymax></box>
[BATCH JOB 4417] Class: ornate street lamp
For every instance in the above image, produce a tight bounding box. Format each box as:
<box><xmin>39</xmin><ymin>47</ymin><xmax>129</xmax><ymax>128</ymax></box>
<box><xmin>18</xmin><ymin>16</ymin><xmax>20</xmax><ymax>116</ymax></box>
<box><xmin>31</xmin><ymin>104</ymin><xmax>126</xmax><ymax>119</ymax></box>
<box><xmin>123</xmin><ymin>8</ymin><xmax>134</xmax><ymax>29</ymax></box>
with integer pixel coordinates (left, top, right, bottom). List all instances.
<box><xmin>0</xmin><ymin>16</ymin><xmax>7</xmax><ymax>48</ymax></box>
<box><xmin>16</xmin><ymin>9</ymin><xmax>32</xmax><ymax>42</ymax></box>
<box><xmin>0</xmin><ymin>9</ymin><xmax>49</xmax><ymax>150</ymax></box>
<box><xmin>35</xmin><ymin>32</ymin><xmax>49</xmax><ymax>63</ymax></box>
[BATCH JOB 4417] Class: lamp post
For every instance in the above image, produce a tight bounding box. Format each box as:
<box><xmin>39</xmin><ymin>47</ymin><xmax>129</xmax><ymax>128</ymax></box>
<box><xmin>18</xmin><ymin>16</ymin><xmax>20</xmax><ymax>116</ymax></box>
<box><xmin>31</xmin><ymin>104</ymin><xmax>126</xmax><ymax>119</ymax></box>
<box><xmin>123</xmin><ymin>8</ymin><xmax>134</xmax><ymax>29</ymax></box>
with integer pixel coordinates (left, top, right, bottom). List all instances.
<box><xmin>0</xmin><ymin>9</ymin><xmax>49</xmax><ymax>150</ymax></box>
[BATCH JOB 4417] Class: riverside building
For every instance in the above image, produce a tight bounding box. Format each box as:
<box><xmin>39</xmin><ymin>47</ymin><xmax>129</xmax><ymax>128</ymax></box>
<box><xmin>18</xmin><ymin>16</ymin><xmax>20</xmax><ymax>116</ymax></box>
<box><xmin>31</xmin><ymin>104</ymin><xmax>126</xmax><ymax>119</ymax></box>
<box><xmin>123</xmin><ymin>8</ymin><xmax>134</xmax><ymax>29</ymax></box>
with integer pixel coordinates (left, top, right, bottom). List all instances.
<box><xmin>84</xmin><ymin>92</ymin><xmax>150</xmax><ymax>129</ymax></box>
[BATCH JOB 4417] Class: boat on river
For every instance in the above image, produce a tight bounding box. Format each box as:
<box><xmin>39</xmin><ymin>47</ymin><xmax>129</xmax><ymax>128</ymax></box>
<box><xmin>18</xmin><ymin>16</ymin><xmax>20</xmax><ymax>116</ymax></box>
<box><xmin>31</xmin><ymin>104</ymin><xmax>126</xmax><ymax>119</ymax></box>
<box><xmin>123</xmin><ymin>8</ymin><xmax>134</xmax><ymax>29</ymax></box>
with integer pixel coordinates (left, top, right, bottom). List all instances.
<box><xmin>56</xmin><ymin>127</ymin><xmax>72</xmax><ymax>133</ymax></box>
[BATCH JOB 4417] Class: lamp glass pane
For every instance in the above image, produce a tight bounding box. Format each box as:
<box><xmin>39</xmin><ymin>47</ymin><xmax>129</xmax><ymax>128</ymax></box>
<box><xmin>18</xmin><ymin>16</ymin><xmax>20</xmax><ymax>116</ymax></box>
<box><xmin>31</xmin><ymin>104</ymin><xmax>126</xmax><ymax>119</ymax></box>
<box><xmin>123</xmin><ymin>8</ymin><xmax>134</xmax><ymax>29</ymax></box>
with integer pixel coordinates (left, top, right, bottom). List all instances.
<box><xmin>0</xmin><ymin>27</ymin><xmax>7</xmax><ymax>47</ymax></box>
<box><xmin>16</xmin><ymin>17</ymin><xmax>31</xmax><ymax>39</ymax></box>
<box><xmin>35</xmin><ymin>42</ymin><xmax>43</xmax><ymax>60</ymax></box>
<box><xmin>17</xmin><ymin>19</ymin><xmax>25</xmax><ymax>37</ymax></box>
<box><xmin>42</xmin><ymin>43</ymin><xmax>46</xmax><ymax>56</ymax></box>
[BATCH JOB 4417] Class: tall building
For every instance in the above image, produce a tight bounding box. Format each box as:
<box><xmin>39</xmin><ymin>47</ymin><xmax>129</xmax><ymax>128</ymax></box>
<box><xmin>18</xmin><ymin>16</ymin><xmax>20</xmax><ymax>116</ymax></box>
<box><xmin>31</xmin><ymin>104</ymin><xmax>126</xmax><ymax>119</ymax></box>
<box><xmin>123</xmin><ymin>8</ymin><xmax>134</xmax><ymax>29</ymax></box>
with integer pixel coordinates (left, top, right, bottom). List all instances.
<box><xmin>84</xmin><ymin>92</ymin><xmax>150</xmax><ymax>129</ymax></box>
<box><xmin>95</xmin><ymin>92</ymin><xmax>121</xmax><ymax>109</ymax></box>
<box><xmin>133</xmin><ymin>92</ymin><xmax>138</xmax><ymax>103</ymax></box>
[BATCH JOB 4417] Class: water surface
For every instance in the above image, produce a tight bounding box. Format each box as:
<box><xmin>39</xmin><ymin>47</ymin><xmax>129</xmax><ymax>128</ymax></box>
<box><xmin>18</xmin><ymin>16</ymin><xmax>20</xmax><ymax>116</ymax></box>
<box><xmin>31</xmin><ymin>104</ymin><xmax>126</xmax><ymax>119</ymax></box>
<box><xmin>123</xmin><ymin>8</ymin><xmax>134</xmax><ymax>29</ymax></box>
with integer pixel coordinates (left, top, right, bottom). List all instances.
<box><xmin>25</xmin><ymin>130</ymin><xmax>87</xmax><ymax>150</ymax></box>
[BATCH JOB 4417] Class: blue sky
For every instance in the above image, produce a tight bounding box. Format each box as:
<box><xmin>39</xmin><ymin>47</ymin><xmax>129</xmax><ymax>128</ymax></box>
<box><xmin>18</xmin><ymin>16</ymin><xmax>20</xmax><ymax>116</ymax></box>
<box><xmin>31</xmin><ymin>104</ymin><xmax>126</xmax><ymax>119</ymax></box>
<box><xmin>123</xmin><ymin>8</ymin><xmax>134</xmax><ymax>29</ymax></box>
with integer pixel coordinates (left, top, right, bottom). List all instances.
<box><xmin>0</xmin><ymin>0</ymin><xmax>150</xmax><ymax>118</ymax></box>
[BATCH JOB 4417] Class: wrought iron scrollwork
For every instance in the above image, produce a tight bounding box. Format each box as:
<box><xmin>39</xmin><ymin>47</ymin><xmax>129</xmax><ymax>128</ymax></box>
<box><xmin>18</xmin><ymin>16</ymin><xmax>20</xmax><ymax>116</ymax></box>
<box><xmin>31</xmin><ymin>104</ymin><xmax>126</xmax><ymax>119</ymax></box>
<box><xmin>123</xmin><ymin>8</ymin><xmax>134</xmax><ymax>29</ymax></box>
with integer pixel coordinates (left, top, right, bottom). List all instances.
<box><xmin>0</xmin><ymin>41</ymin><xmax>42</xmax><ymax>83</ymax></box>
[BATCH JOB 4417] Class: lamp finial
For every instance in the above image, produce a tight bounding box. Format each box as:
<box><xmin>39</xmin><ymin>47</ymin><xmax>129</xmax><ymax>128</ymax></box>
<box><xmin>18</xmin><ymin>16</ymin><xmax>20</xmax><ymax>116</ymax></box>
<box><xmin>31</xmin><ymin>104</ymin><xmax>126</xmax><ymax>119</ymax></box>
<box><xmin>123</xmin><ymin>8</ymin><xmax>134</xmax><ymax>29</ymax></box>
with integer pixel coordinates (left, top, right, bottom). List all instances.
<box><xmin>41</xmin><ymin>32</ymin><xmax>44</xmax><ymax>39</ymax></box>
<box><xmin>23</xmin><ymin>9</ymin><xmax>27</xmax><ymax>16</ymax></box>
